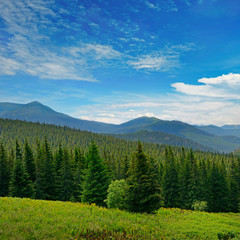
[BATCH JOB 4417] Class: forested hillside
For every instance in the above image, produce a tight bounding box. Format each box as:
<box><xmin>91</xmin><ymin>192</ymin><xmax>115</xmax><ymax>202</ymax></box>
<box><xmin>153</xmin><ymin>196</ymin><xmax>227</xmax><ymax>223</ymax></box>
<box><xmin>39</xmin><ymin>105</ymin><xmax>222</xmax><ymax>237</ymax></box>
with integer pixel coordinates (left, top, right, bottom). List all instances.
<box><xmin>0</xmin><ymin>118</ymin><xmax>239</xmax><ymax>213</ymax></box>
<box><xmin>1</xmin><ymin>101</ymin><xmax>240</xmax><ymax>152</ymax></box>
<box><xmin>111</xmin><ymin>130</ymin><xmax>213</xmax><ymax>151</ymax></box>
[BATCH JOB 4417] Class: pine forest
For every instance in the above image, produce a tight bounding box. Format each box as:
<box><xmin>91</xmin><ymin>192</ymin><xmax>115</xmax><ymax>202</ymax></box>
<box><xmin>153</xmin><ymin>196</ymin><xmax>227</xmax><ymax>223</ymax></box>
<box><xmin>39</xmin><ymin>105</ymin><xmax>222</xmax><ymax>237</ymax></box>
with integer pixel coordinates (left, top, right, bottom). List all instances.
<box><xmin>0</xmin><ymin>118</ymin><xmax>239</xmax><ymax>214</ymax></box>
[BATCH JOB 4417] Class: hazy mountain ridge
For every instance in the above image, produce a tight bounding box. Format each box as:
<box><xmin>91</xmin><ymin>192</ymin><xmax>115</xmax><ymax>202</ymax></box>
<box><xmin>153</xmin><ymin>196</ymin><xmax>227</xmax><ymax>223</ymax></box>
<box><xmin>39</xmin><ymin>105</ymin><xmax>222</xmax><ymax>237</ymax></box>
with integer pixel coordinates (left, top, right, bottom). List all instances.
<box><xmin>111</xmin><ymin>130</ymin><xmax>214</xmax><ymax>152</ymax></box>
<box><xmin>196</xmin><ymin>125</ymin><xmax>240</xmax><ymax>138</ymax></box>
<box><xmin>0</xmin><ymin>101</ymin><xmax>240</xmax><ymax>152</ymax></box>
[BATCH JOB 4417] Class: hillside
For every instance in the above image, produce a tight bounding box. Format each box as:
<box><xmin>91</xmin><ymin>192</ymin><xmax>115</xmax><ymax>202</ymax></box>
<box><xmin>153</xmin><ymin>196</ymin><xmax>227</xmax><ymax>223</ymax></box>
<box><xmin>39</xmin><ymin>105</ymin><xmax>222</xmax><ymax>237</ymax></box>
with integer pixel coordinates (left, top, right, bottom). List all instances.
<box><xmin>197</xmin><ymin>125</ymin><xmax>240</xmax><ymax>138</ymax></box>
<box><xmin>112</xmin><ymin>130</ymin><xmax>213</xmax><ymax>151</ymax></box>
<box><xmin>1</xmin><ymin>197</ymin><xmax>239</xmax><ymax>240</ymax></box>
<box><xmin>0</xmin><ymin>101</ymin><xmax>117</xmax><ymax>133</ymax></box>
<box><xmin>1</xmin><ymin>101</ymin><xmax>240</xmax><ymax>152</ymax></box>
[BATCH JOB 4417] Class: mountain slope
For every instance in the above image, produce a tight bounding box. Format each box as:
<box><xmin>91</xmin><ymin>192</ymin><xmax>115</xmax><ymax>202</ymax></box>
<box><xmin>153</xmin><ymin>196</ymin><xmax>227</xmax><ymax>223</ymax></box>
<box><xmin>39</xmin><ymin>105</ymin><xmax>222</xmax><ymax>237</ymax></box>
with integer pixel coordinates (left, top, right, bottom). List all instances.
<box><xmin>1</xmin><ymin>101</ymin><xmax>240</xmax><ymax>152</ymax></box>
<box><xmin>115</xmin><ymin>117</ymin><xmax>240</xmax><ymax>152</ymax></box>
<box><xmin>0</xmin><ymin>101</ymin><xmax>117</xmax><ymax>133</ymax></box>
<box><xmin>197</xmin><ymin>125</ymin><xmax>240</xmax><ymax>138</ymax></box>
<box><xmin>112</xmin><ymin>130</ymin><xmax>214</xmax><ymax>151</ymax></box>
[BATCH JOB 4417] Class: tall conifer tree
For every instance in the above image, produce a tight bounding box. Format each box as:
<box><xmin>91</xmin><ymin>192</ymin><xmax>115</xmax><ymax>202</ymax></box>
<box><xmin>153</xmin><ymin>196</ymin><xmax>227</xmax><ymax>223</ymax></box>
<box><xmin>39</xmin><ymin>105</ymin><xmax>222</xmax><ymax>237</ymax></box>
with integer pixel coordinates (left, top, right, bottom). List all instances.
<box><xmin>24</xmin><ymin>140</ymin><xmax>36</xmax><ymax>183</ymax></box>
<box><xmin>9</xmin><ymin>140</ymin><xmax>34</xmax><ymax>198</ymax></box>
<box><xmin>126</xmin><ymin>142</ymin><xmax>162</xmax><ymax>213</ymax></box>
<box><xmin>162</xmin><ymin>146</ymin><xmax>180</xmax><ymax>208</ymax></box>
<box><xmin>59</xmin><ymin>148</ymin><xmax>74</xmax><ymax>201</ymax></box>
<box><xmin>0</xmin><ymin>143</ymin><xmax>10</xmax><ymax>196</ymax></box>
<box><xmin>81</xmin><ymin>142</ymin><xmax>110</xmax><ymax>206</ymax></box>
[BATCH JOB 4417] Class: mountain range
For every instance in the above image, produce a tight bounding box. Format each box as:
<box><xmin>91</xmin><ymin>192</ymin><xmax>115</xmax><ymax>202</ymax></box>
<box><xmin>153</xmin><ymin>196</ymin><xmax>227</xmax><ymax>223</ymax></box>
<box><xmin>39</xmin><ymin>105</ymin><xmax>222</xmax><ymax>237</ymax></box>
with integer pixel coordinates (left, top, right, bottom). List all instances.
<box><xmin>0</xmin><ymin>101</ymin><xmax>240</xmax><ymax>153</ymax></box>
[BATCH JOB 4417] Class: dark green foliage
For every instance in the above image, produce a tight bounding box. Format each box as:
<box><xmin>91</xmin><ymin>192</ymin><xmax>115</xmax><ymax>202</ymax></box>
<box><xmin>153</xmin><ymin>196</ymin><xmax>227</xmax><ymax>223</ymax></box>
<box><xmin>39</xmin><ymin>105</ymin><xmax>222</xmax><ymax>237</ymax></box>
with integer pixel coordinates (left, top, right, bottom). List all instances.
<box><xmin>0</xmin><ymin>118</ymin><xmax>239</xmax><ymax>212</ymax></box>
<box><xmin>208</xmin><ymin>161</ymin><xmax>230</xmax><ymax>212</ymax></box>
<box><xmin>42</xmin><ymin>137</ymin><xmax>57</xmax><ymax>200</ymax></box>
<box><xmin>72</xmin><ymin>148</ymin><xmax>86</xmax><ymax>201</ymax></box>
<box><xmin>81</xmin><ymin>142</ymin><xmax>110</xmax><ymax>206</ymax></box>
<box><xmin>126</xmin><ymin>142</ymin><xmax>163</xmax><ymax>213</ymax></box>
<box><xmin>162</xmin><ymin>147</ymin><xmax>180</xmax><ymax>208</ymax></box>
<box><xmin>35</xmin><ymin>138</ymin><xmax>57</xmax><ymax>200</ymax></box>
<box><xmin>228</xmin><ymin>159</ymin><xmax>239</xmax><ymax>212</ymax></box>
<box><xmin>0</xmin><ymin>143</ymin><xmax>10</xmax><ymax>196</ymax></box>
<box><xmin>59</xmin><ymin>148</ymin><xmax>74</xmax><ymax>201</ymax></box>
<box><xmin>9</xmin><ymin>141</ymin><xmax>34</xmax><ymax>198</ymax></box>
<box><xmin>24</xmin><ymin>140</ymin><xmax>36</xmax><ymax>182</ymax></box>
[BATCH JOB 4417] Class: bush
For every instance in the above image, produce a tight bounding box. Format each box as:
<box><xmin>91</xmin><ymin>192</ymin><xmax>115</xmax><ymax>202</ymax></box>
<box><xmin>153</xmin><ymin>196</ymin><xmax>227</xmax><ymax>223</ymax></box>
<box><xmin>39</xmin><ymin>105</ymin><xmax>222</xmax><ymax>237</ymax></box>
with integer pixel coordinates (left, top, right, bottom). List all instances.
<box><xmin>192</xmin><ymin>201</ymin><xmax>208</xmax><ymax>212</ymax></box>
<box><xmin>105</xmin><ymin>179</ymin><xmax>128</xmax><ymax>210</ymax></box>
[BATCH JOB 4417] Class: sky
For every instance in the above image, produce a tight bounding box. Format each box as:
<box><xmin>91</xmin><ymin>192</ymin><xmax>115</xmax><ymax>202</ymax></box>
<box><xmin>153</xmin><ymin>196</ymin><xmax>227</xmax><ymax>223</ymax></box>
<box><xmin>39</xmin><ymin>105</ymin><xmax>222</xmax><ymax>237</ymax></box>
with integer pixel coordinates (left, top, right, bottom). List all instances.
<box><xmin>0</xmin><ymin>0</ymin><xmax>240</xmax><ymax>126</ymax></box>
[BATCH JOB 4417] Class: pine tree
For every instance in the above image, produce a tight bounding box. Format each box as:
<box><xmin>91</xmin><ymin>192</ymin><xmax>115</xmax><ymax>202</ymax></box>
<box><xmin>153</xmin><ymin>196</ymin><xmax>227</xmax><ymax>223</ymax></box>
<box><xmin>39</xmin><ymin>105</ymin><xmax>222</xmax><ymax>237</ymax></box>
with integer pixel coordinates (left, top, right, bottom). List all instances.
<box><xmin>55</xmin><ymin>142</ymin><xmax>63</xmax><ymax>177</ymax></box>
<box><xmin>162</xmin><ymin>146</ymin><xmax>180</xmax><ymax>208</ymax></box>
<box><xmin>228</xmin><ymin>159</ymin><xmax>239</xmax><ymax>212</ymax></box>
<box><xmin>0</xmin><ymin>143</ymin><xmax>10</xmax><ymax>196</ymax></box>
<box><xmin>35</xmin><ymin>140</ymin><xmax>46</xmax><ymax>199</ymax></box>
<box><xmin>126</xmin><ymin>142</ymin><xmax>163</xmax><ymax>213</ymax></box>
<box><xmin>208</xmin><ymin>160</ymin><xmax>230</xmax><ymax>212</ymax></box>
<box><xmin>72</xmin><ymin>148</ymin><xmax>86</xmax><ymax>201</ymax></box>
<box><xmin>59</xmin><ymin>148</ymin><xmax>74</xmax><ymax>201</ymax></box>
<box><xmin>186</xmin><ymin>149</ymin><xmax>199</xmax><ymax>208</ymax></box>
<box><xmin>42</xmin><ymin>137</ymin><xmax>57</xmax><ymax>200</ymax></box>
<box><xmin>35</xmin><ymin>137</ymin><xmax>57</xmax><ymax>200</ymax></box>
<box><xmin>9</xmin><ymin>140</ymin><xmax>34</xmax><ymax>198</ymax></box>
<box><xmin>81</xmin><ymin>142</ymin><xmax>110</xmax><ymax>206</ymax></box>
<box><xmin>24</xmin><ymin>140</ymin><xmax>36</xmax><ymax>183</ymax></box>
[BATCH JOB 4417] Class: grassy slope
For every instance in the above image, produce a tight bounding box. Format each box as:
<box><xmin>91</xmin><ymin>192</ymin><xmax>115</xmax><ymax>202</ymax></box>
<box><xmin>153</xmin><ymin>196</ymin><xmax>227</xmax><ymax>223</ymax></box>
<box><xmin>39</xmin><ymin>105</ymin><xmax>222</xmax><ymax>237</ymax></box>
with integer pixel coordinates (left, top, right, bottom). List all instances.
<box><xmin>0</xmin><ymin>197</ymin><xmax>239</xmax><ymax>240</ymax></box>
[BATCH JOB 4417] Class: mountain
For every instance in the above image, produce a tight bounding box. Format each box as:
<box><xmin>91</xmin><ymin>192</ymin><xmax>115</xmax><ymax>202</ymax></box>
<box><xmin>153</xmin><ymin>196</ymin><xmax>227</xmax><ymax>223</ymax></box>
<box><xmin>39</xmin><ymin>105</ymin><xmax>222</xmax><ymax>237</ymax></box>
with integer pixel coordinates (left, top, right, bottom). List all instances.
<box><xmin>0</xmin><ymin>101</ymin><xmax>117</xmax><ymax>133</ymax></box>
<box><xmin>115</xmin><ymin>117</ymin><xmax>240</xmax><ymax>152</ymax></box>
<box><xmin>1</xmin><ymin>101</ymin><xmax>240</xmax><ymax>152</ymax></box>
<box><xmin>197</xmin><ymin>125</ymin><xmax>240</xmax><ymax>138</ymax></box>
<box><xmin>112</xmin><ymin>130</ymin><xmax>214</xmax><ymax>152</ymax></box>
<box><xmin>221</xmin><ymin>124</ymin><xmax>240</xmax><ymax>130</ymax></box>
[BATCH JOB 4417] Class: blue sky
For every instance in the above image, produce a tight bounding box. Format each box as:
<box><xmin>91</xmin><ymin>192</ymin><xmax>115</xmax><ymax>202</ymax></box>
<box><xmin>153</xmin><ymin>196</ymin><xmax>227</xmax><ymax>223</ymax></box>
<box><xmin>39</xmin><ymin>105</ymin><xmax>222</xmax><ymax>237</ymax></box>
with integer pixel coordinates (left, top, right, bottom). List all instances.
<box><xmin>0</xmin><ymin>0</ymin><xmax>240</xmax><ymax>125</ymax></box>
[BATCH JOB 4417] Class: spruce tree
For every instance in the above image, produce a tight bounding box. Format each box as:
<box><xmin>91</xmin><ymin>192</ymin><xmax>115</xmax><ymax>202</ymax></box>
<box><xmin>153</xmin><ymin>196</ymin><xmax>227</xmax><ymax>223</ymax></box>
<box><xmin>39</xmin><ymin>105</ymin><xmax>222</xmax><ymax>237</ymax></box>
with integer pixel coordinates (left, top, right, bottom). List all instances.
<box><xmin>24</xmin><ymin>140</ymin><xmax>36</xmax><ymax>183</ymax></box>
<box><xmin>208</xmin><ymin>161</ymin><xmax>229</xmax><ymax>212</ymax></box>
<box><xmin>0</xmin><ymin>143</ymin><xmax>10</xmax><ymax>196</ymax></box>
<box><xmin>228</xmin><ymin>159</ymin><xmax>239</xmax><ymax>212</ymax></box>
<box><xmin>35</xmin><ymin>137</ymin><xmax>57</xmax><ymax>200</ymax></box>
<box><xmin>9</xmin><ymin>140</ymin><xmax>34</xmax><ymax>198</ymax></box>
<box><xmin>35</xmin><ymin>140</ymin><xmax>46</xmax><ymax>199</ymax></box>
<box><xmin>59</xmin><ymin>148</ymin><xmax>74</xmax><ymax>201</ymax></box>
<box><xmin>162</xmin><ymin>146</ymin><xmax>180</xmax><ymax>208</ymax></box>
<box><xmin>126</xmin><ymin>142</ymin><xmax>162</xmax><ymax>213</ymax></box>
<box><xmin>81</xmin><ymin>142</ymin><xmax>110</xmax><ymax>206</ymax></box>
<box><xmin>42</xmin><ymin>137</ymin><xmax>57</xmax><ymax>200</ymax></box>
<box><xmin>72</xmin><ymin>148</ymin><xmax>86</xmax><ymax>202</ymax></box>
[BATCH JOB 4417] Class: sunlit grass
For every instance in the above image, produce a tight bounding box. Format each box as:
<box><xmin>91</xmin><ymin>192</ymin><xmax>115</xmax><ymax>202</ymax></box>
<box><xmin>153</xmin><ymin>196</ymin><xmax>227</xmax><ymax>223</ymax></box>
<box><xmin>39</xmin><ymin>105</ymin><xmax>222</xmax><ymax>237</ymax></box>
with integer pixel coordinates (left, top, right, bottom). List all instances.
<box><xmin>0</xmin><ymin>197</ymin><xmax>239</xmax><ymax>239</ymax></box>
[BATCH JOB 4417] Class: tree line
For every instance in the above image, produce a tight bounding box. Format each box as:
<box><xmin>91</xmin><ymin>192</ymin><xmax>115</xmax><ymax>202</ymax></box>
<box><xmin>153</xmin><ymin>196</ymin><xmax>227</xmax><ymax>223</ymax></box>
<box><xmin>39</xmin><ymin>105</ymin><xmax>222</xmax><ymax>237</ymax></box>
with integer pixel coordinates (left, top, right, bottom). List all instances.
<box><xmin>0</xmin><ymin>137</ymin><xmax>239</xmax><ymax>213</ymax></box>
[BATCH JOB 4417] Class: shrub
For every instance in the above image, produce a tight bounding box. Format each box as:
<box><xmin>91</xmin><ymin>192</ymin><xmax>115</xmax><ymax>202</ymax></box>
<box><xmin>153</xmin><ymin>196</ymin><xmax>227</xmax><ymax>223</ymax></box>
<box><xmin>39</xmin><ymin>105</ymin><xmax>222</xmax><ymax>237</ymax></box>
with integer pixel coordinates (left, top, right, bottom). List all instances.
<box><xmin>105</xmin><ymin>179</ymin><xmax>128</xmax><ymax>210</ymax></box>
<box><xmin>192</xmin><ymin>201</ymin><xmax>208</xmax><ymax>212</ymax></box>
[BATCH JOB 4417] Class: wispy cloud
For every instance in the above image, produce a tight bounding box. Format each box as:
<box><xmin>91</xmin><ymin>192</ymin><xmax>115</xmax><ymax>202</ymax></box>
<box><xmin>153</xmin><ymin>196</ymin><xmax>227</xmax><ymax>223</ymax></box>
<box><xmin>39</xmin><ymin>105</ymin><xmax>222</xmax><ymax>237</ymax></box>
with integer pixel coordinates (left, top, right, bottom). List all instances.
<box><xmin>0</xmin><ymin>0</ymin><xmax>121</xmax><ymax>81</ymax></box>
<box><xmin>128</xmin><ymin>44</ymin><xmax>195</xmax><ymax>71</ymax></box>
<box><xmin>68</xmin><ymin>44</ymin><xmax>121</xmax><ymax>60</ymax></box>
<box><xmin>145</xmin><ymin>0</ymin><xmax>178</xmax><ymax>12</ymax></box>
<box><xmin>128</xmin><ymin>54</ymin><xmax>178</xmax><ymax>71</ymax></box>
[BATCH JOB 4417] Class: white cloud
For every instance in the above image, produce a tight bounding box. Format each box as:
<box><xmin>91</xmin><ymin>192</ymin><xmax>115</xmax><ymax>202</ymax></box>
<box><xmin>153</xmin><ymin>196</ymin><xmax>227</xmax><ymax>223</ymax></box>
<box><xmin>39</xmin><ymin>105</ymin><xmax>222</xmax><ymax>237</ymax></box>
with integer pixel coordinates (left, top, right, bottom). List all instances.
<box><xmin>199</xmin><ymin>73</ymin><xmax>240</xmax><ymax>85</ymax></box>
<box><xmin>71</xmin><ymin>73</ymin><xmax>240</xmax><ymax>126</ymax></box>
<box><xmin>172</xmin><ymin>73</ymin><xmax>240</xmax><ymax>99</ymax></box>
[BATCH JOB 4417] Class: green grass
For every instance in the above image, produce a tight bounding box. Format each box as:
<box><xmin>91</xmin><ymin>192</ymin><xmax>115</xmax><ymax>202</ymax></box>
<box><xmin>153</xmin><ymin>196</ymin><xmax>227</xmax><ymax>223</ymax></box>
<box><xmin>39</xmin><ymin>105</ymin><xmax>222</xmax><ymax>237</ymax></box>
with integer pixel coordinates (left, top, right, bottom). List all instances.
<box><xmin>0</xmin><ymin>197</ymin><xmax>239</xmax><ymax>240</ymax></box>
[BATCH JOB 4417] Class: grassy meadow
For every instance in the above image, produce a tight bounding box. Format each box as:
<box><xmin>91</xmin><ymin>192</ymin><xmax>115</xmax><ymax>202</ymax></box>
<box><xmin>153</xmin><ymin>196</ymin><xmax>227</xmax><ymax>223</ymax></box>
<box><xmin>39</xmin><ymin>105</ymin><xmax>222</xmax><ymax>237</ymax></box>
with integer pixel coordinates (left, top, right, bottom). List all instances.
<box><xmin>0</xmin><ymin>197</ymin><xmax>239</xmax><ymax>239</ymax></box>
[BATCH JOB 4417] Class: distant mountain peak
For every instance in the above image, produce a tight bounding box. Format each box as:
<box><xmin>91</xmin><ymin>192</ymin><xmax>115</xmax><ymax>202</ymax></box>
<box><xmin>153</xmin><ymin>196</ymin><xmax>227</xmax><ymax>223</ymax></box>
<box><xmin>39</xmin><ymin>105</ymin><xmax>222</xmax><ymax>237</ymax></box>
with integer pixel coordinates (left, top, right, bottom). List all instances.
<box><xmin>27</xmin><ymin>101</ymin><xmax>44</xmax><ymax>106</ymax></box>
